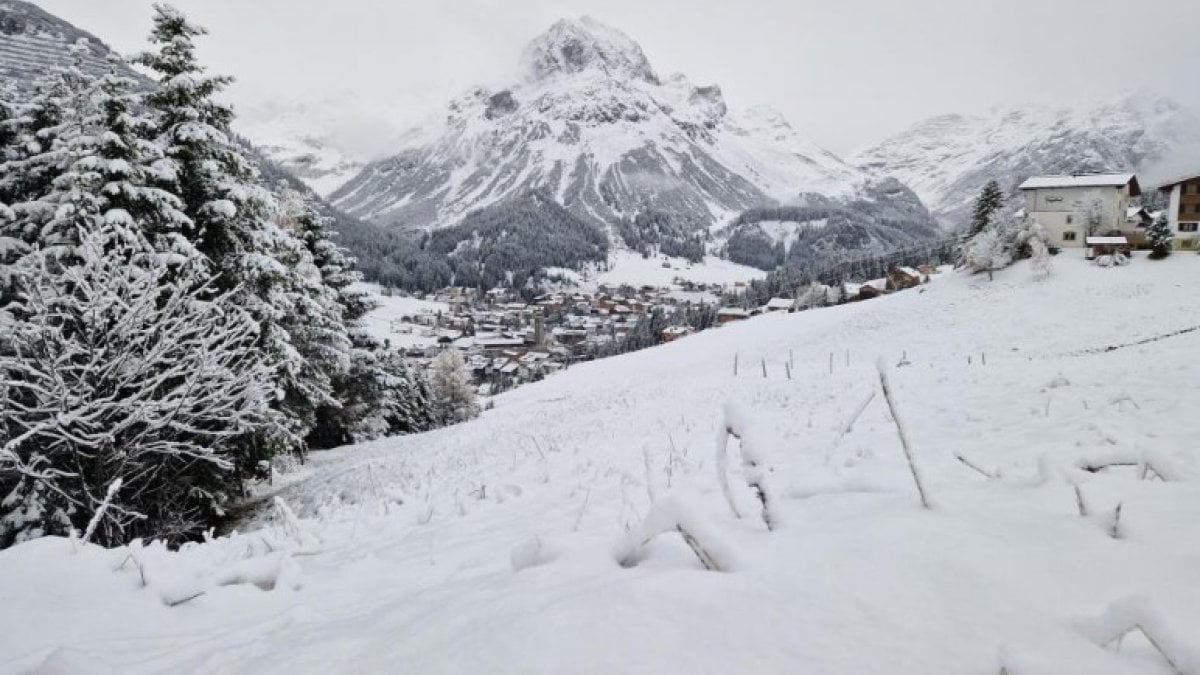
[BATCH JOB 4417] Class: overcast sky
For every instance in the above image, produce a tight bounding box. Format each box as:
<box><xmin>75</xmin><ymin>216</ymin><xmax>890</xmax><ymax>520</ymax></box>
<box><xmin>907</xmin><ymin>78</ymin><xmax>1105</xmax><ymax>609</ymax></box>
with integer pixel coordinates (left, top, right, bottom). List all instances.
<box><xmin>36</xmin><ymin>0</ymin><xmax>1200</xmax><ymax>156</ymax></box>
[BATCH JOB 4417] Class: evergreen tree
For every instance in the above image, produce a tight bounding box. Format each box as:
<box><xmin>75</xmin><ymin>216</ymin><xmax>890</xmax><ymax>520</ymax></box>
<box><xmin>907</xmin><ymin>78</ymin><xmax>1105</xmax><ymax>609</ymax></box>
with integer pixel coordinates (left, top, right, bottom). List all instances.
<box><xmin>0</xmin><ymin>40</ymin><xmax>95</xmax><ymax>260</ymax></box>
<box><xmin>1147</xmin><ymin>213</ymin><xmax>1173</xmax><ymax>259</ymax></box>
<box><xmin>133</xmin><ymin>5</ymin><xmax>328</xmax><ymax>463</ymax></box>
<box><xmin>968</xmin><ymin>180</ymin><xmax>1004</xmax><ymax>236</ymax></box>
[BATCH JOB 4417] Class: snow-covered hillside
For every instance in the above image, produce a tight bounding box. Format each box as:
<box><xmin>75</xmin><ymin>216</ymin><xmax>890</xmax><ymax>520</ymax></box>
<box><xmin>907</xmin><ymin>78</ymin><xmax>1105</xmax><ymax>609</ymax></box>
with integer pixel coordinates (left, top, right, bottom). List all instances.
<box><xmin>854</xmin><ymin>95</ymin><xmax>1200</xmax><ymax>227</ymax></box>
<box><xmin>0</xmin><ymin>0</ymin><xmax>142</xmax><ymax>87</ymax></box>
<box><xmin>4</xmin><ymin>254</ymin><xmax>1200</xmax><ymax>674</ymax></box>
<box><xmin>331</xmin><ymin>17</ymin><xmax>895</xmax><ymax>235</ymax></box>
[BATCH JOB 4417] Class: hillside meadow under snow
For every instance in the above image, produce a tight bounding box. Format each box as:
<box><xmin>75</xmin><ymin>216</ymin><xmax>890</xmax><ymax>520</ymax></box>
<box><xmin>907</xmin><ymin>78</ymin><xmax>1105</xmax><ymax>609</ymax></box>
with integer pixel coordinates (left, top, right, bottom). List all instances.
<box><xmin>3</xmin><ymin>253</ymin><xmax>1200</xmax><ymax>674</ymax></box>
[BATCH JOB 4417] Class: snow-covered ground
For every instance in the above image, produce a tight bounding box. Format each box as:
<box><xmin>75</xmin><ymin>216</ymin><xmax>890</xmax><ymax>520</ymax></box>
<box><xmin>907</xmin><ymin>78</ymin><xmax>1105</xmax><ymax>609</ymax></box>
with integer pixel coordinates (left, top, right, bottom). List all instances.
<box><xmin>352</xmin><ymin>282</ymin><xmax>450</xmax><ymax>348</ymax></box>
<box><xmin>596</xmin><ymin>250</ymin><xmax>765</xmax><ymax>288</ymax></box>
<box><xmin>4</xmin><ymin>254</ymin><xmax>1200</xmax><ymax>674</ymax></box>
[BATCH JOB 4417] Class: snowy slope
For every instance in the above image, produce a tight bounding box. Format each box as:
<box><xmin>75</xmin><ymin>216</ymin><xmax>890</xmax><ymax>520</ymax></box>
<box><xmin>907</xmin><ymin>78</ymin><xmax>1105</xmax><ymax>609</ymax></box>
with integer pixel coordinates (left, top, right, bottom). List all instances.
<box><xmin>331</xmin><ymin>17</ymin><xmax>878</xmax><ymax>235</ymax></box>
<box><xmin>4</xmin><ymin>254</ymin><xmax>1200</xmax><ymax>674</ymax></box>
<box><xmin>0</xmin><ymin>0</ymin><xmax>144</xmax><ymax>87</ymax></box>
<box><xmin>853</xmin><ymin>95</ymin><xmax>1200</xmax><ymax>227</ymax></box>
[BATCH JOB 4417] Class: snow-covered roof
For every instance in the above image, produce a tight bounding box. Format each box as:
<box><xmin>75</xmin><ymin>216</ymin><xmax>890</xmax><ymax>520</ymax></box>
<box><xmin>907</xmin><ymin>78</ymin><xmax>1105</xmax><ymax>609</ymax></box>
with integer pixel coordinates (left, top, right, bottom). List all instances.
<box><xmin>717</xmin><ymin>307</ymin><xmax>750</xmax><ymax>316</ymax></box>
<box><xmin>1085</xmin><ymin>236</ymin><xmax>1128</xmax><ymax>245</ymax></box>
<box><xmin>765</xmin><ymin>298</ymin><xmax>794</xmax><ymax>309</ymax></box>
<box><xmin>1018</xmin><ymin>174</ymin><xmax>1138</xmax><ymax>191</ymax></box>
<box><xmin>897</xmin><ymin>266</ymin><xmax>922</xmax><ymax>277</ymax></box>
<box><xmin>1152</xmin><ymin>171</ymin><xmax>1200</xmax><ymax>190</ymax></box>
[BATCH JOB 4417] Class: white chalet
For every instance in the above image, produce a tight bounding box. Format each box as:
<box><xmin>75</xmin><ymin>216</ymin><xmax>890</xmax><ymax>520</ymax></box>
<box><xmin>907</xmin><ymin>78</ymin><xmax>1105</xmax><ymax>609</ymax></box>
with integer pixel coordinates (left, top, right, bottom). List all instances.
<box><xmin>1017</xmin><ymin>174</ymin><xmax>1140</xmax><ymax>248</ymax></box>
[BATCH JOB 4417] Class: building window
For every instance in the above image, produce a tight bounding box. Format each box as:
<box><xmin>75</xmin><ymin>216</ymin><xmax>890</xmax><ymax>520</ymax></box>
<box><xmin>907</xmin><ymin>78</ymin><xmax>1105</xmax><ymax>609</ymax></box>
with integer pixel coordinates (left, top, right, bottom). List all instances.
<box><xmin>1066</xmin><ymin>215</ymin><xmax>1074</xmax><ymax>224</ymax></box>
<box><xmin>1181</xmin><ymin>223</ymin><xmax>1199</xmax><ymax>233</ymax></box>
<box><xmin>1062</xmin><ymin>231</ymin><xmax>1077</xmax><ymax>241</ymax></box>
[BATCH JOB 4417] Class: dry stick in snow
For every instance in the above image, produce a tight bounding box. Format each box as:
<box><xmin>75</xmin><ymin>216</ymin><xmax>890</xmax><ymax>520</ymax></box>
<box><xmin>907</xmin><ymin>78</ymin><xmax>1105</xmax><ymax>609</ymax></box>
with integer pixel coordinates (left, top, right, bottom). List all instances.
<box><xmin>719</xmin><ymin>420</ymin><xmax>778</xmax><ymax>531</ymax></box>
<box><xmin>761</xmin><ymin>358</ymin><xmax>767</xmax><ymax>378</ymax></box>
<box><xmin>674</xmin><ymin>524</ymin><xmax>723</xmax><ymax>572</ymax></box>
<box><xmin>618</xmin><ymin>499</ymin><xmax>729</xmax><ymax>572</ymax></box>
<box><xmin>572</xmin><ymin>487</ymin><xmax>592</xmax><ymax>532</ymax></box>
<box><xmin>81</xmin><ymin>478</ymin><xmax>124</xmax><ymax>545</ymax></box>
<box><xmin>955</xmin><ymin>453</ymin><xmax>996</xmax><ymax>479</ymax></box>
<box><xmin>826</xmin><ymin>390</ymin><xmax>876</xmax><ymax>463</ymax></box>
<box><xmin>714</xmin><ymin>424</ymin><xmax>744</xmax><ymax>519</ymax></box>
<box><xmin>877</xmin><ymin>360</ymin><xmax>932</xmax><ymax>509</ymax></box>
<box><xmin>733</xmin><ymin>353</ymin><xmax>739</xmax><ymax>376</ymax></box>
<box><xmin>785</xmin><ymin>362</ymin><xmax>792</xmax><ymax>380</ymax></box>
<box><xmin>1074</xmin><ymin>484</ymin><xmax>1089</xmax><ymax>517</ymax></box>
<box><xmin>1109</xmin><ymin>502</ymin><xmax>1123</xmax><ymax>539</ymax></box>
<box><xmin>642</xmin><ymin>446</ymin><xmax>656</xmax><ymax>504</ymax></box>
<box><xmin>829</xmin><ymin>352</ymin><xmax>834</xmax><ymax>375</ymax></box>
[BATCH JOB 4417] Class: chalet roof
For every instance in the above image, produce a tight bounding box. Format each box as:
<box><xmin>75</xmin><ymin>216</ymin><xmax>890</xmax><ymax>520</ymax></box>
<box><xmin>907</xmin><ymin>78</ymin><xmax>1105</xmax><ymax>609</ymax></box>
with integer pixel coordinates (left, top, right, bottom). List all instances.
<box><xmin>765</xmin><ymin>298</ymin><xmax>794</xmax><ymax>309</ymax></box>
<box><xmin>716</xmin><ymin>307</ymin><xmax>750</xmax><ymax>317</ymax></box>
<box><xmin>1153</xmin><ymin>172</ymin><xmax>1200</xmax><ymax>190</ymax></box>
<box><xmin>1018</xmin><ymin>173</ymin><xmax>1140</xmax><ymax>196</ymax></box>
<box><xmin>1085</xmin><ymin>236</ymin><xmax>1128</xmax><ymax>245</ymax></box>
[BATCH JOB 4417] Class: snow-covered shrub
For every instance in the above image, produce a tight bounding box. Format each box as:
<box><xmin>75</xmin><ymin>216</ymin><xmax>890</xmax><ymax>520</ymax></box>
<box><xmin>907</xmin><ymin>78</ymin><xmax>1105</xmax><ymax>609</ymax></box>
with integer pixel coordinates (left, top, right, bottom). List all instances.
<box><xmin>964</xmin><ymin>225</ymin><xmax>1012</xmax><ymax>280</ymax></box>
<box><xmin>1016</xmin><ymin>218</ymin><xmax>1053</xmax><ymax>279</ymax></box>
<box><xmin>0</xmin><ymin>229</ymin><xmax>274</xmax><ymax>547</ymax></box>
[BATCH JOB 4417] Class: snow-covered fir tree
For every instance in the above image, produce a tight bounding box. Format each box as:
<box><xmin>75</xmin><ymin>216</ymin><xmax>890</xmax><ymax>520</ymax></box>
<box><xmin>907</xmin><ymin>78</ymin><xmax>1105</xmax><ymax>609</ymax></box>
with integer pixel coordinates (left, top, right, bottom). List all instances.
<box><xmin>968</xmin><ymin>180</ymin><xmax>1003</xmax><ymax>236</ymax></box>
<box><xmin>1147</xmin><ymin>213</ymin><xmax>1173</xmax><ymax>259</ymax></box>
<box><xmin>132</xmin><ymin>5</ymin><xmax>340</xmax><ymax>462</ymax></box>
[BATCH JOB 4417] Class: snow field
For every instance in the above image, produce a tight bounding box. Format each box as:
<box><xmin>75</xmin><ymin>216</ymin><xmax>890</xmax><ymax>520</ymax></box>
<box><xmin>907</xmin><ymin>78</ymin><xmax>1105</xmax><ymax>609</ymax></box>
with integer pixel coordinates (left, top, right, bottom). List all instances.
<box><xmin>2</xmin><ymin>253</ymin><xmax>1199</xmax><ymax>674</ymax></box>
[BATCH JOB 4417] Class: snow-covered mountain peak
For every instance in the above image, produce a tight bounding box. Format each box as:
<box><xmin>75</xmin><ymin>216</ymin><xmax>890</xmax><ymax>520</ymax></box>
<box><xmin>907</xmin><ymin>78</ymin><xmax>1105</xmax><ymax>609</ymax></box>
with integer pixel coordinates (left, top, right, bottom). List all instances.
<box><xmin>520</xmin><ymin>16</ymin><xmax>658</xmax><ymax>85</ymax></box>
<box><xmin>330</xmin><ymin>16</ymin><xmax>941</xmax><ymax>278</ymax></box>
<box><xmin>854</xmin><ymin>92</ymin><xmax>1200</xmax><ymax>227</ymax></box>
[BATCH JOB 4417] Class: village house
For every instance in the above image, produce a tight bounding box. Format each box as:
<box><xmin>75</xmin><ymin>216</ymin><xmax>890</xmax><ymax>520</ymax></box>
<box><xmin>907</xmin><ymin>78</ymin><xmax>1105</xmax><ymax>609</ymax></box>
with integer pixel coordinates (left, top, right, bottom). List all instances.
<box><xmin>716</xmin><ymin>307</ymin><xmax>750</xmax><ymax>324</ymax></box>
<box><xmin>1017</xmin><ymin>173</ymin><xmax>1140</xmax><ymax>248</ymax></box>
<box><xmin>886</xmin><ymin>266</ymin><xmax>924</xmax><ymax>291</ymax></box>
<box><xmin>1155</xmin><ymin>173</ymin><xmax>1200</xmax><ymax>251</ymax></box>
<box><xmin>661</xmin><ymin>325</ymin><xmax>694</xmax><ymax>342</ymax></box>
<box><xmin>763</xmin><ymin>297</ymin><xmax>794</xmax><ymax>313</ymax></box>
